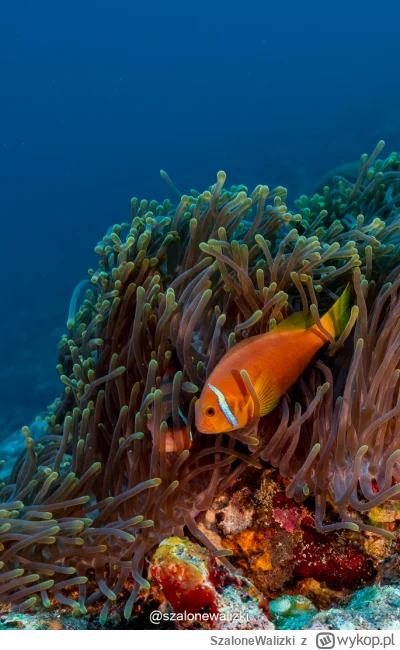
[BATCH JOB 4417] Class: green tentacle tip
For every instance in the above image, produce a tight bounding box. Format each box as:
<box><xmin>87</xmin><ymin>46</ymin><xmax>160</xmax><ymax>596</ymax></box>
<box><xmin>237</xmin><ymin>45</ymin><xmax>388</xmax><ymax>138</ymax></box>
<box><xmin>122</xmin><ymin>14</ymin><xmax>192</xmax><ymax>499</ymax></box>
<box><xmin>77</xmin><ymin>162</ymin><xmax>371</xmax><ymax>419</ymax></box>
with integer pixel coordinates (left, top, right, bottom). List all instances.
<box><xmin>182</xmin><ymin>382</ymin><xmax>199</xmax><ymax>393</ymax></box>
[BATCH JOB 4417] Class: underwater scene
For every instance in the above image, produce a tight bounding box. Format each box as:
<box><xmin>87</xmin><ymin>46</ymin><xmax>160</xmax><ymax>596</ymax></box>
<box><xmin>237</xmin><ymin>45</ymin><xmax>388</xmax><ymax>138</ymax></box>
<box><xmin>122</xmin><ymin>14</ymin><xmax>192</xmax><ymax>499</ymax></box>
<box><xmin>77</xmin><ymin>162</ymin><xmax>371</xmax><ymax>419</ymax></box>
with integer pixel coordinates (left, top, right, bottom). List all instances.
<box><xmin>2</xmin><ymin>0</ymin><xmax>400</xmax><ymax>637</ymax></box>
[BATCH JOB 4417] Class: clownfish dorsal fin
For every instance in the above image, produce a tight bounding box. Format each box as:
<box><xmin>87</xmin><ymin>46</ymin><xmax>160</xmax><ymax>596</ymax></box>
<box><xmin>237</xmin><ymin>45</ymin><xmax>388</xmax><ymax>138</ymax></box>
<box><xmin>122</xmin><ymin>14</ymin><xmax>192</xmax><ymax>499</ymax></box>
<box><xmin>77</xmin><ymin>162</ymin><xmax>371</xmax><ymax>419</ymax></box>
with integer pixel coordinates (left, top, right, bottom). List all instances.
<box><xmin>273</xmin><ymin>284</ymin><xmax>352</xmax><ymax>336</ymax></box>
<box><xmin>272</xmin><ymin>310</ymin><xmax>314</xmax><ymax>333</ymax></box>
<box><xmin>253</xmin><ymin>371</ymin><xmax>281</xmax><ymax>416</ymax></box>
<box><xmin>320</xmin><ymin>282</ymin><xmax>352</xmax><ymax>338</ymax></box>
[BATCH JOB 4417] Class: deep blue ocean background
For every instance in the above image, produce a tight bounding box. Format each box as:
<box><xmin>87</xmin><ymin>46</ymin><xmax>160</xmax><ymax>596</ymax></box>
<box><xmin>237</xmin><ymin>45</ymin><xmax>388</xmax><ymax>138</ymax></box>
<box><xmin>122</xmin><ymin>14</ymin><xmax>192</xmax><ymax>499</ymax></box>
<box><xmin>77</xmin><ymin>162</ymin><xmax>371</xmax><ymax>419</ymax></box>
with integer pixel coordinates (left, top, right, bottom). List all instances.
<box><xmin>1</xmin><ymin>0</ymin><xmax>399</xmax><ymax>440</ymax></box>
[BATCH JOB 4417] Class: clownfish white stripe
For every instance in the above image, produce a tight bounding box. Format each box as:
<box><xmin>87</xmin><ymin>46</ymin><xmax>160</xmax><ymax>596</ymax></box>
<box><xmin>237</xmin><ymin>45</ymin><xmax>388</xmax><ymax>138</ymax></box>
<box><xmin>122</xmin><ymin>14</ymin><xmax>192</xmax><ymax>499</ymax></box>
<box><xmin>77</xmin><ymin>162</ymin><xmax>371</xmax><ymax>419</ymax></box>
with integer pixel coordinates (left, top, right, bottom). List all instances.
<box><xmin>208</xmin><ymin>383</ymin><xmax>238</xmax><ymax>428</ymax></box>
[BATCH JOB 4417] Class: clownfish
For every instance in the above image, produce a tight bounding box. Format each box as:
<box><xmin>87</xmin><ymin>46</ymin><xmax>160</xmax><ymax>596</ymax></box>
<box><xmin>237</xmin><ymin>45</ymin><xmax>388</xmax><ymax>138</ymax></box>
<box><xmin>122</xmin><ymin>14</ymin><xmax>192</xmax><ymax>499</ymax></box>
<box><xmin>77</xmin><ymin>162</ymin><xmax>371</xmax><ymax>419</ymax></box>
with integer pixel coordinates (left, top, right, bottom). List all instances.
<box><xmin>195</xmin><ymin>285</ymin><xmax>352</xmax><ymax>434</ymax></box>
<box><xmin>147</xmin><ymin>368</ymin><xmax>192</xmax><ymax>452</ymax></box>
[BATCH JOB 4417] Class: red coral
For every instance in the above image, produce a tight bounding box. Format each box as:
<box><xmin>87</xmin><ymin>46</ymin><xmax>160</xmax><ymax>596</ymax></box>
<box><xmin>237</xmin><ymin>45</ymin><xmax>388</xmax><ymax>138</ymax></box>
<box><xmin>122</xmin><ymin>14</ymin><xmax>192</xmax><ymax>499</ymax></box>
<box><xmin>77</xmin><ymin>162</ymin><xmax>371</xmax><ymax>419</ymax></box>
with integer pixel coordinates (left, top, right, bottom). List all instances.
<box><xmin>150</xmin><ymin>537</ymin><xmax>218</xmax><ymax>614</ymax></box>
<box><xmin>272</xmin><ymin>490</ymin><xmax>302</xmax><ymax>533</ymax></box>
<box><xmin>272</xmin><ymin>491</ymin><xmax>298</xmax><ymax>510</ymax></box>
<box><xmin>293</xmin><ymin>517</ymin><xmax>374</xmax><ymax>589</ymax></box>
<box><xmin>209</xmin><ymin>564</ymin><xmax>242</xmax><ymax>593</ymax></box>
<box><xmin>273</xmin><ymin>507</ymin><xmax>299</xmax><ymax>533</ymax></box>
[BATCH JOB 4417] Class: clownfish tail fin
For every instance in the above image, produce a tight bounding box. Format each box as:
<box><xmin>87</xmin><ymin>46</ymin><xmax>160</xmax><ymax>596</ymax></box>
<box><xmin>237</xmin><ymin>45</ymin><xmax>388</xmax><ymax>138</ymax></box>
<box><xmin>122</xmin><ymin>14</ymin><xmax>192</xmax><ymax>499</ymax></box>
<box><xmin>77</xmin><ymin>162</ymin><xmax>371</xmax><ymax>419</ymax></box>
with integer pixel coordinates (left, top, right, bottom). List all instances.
<box><xmin>320</xmin><ymin>283</ymin><xmax>352</xmax><ymax>339</ymax></box>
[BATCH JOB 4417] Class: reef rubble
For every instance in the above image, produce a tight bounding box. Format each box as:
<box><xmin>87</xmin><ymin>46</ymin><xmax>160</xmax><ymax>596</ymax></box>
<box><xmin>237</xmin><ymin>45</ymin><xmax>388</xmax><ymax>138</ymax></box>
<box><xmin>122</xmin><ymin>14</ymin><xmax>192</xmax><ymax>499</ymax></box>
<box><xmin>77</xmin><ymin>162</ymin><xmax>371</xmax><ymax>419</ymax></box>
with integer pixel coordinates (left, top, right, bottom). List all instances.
<box><xmin>270</xmin><ymin>586</ymin><xmax>400</xmax><ymax>631</ymax></box>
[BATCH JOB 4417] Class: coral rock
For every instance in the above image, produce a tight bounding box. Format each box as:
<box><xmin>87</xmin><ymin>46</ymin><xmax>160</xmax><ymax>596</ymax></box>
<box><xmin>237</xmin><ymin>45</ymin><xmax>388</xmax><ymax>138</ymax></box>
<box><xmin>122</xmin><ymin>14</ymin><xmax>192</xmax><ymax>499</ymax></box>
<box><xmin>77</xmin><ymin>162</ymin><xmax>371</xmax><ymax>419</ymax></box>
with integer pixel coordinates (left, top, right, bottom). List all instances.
<box><xmin>307</xmin><ymin>585</ymin><xmax>400</xmax><ymax>630</ymax></box>
<box><xmin>151</xmin><ymin>537</ymin><xmax>218</xmax><ymax>614</ymax></box>
<box><xmin>293</xmin><ymin>518</ymin><xmax>375</xmax><ymax>589</ymax></box>
<box><xmin>150</xmin><ymin>536</ymin><xmax>273</xmax><ymax>630</ymax></box>
<box><xmin>270</xmin><ymin>594</ymin><xmax>317</xmax><ymax>630</ymax></box>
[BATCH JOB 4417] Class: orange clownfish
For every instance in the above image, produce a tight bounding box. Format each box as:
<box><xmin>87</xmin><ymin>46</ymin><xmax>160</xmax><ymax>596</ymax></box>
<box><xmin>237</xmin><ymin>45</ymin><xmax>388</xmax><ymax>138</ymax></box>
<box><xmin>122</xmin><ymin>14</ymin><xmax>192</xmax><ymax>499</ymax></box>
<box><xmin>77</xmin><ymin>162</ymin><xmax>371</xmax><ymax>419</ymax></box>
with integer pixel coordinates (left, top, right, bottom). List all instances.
<box><xmin>195</xmin><ymin>285</ymin><xmax>351</xmax><ymax>434</ymax></box>
<box><xmin>147</xmin><ymin>368</ymin><xmax>193</xmax><ymax>452</ymax></box>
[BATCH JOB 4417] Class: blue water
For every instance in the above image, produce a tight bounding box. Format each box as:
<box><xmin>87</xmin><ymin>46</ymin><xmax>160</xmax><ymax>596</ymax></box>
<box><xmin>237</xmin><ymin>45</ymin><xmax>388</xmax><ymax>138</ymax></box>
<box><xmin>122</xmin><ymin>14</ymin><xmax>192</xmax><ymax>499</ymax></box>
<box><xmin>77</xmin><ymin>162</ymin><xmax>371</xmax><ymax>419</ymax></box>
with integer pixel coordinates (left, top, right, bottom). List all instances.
<box><xmin>1</xmin><ymin>0</ymin><xmax>399</xmax><ymax>437</ymax></box>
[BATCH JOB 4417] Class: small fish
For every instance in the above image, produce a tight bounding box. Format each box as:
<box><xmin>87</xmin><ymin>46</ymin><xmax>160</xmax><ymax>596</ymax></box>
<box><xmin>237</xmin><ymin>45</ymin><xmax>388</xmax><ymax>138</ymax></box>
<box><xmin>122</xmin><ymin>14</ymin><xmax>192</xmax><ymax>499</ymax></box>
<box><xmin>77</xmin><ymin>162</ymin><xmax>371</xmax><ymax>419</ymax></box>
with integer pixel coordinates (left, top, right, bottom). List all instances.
<box><xmin>195</xmin><ymin>285</ymin><xmax>352</xmax><ymax>434</ymax></box>
<box><xmin>147</xmin><ymin>368</ymin><xmax>192</xmax><ymax>452</ymax></box>
<box><xmin>163</xmin><ymin>427</ymin><xmax>189</xmax><ymax>453</ymax></box>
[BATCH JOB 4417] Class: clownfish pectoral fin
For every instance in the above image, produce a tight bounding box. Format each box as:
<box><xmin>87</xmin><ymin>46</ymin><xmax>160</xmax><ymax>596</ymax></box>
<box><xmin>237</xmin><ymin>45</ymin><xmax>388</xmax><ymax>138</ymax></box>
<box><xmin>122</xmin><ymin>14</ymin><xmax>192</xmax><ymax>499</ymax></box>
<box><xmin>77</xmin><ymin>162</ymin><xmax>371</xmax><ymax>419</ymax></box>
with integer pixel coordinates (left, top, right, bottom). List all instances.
<box><xmin>253</xmin><ymin>371</ymin><xmax>281</xmax><ymax>416</ymax></box>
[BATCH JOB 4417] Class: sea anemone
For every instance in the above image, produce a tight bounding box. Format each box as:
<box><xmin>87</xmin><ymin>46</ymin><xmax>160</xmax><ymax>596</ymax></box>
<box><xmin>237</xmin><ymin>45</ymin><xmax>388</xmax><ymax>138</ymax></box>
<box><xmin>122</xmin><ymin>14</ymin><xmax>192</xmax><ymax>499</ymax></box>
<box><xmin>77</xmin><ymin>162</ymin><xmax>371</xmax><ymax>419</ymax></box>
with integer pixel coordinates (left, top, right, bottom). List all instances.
<box><xmin>1</xmin><ymin>141</ymin><xmax>400</xmax><ymax>620</ymax></box>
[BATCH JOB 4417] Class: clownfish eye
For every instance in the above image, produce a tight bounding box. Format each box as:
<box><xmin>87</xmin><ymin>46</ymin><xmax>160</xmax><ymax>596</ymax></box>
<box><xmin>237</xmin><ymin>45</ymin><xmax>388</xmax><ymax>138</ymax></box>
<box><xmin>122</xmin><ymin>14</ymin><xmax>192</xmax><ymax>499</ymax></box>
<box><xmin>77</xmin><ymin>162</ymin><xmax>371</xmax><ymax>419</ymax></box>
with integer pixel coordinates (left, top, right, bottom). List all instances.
<box><xmin>205</xmin><ymin>407</ymin><xmax>215</xmax><ymax>417</ymax></box>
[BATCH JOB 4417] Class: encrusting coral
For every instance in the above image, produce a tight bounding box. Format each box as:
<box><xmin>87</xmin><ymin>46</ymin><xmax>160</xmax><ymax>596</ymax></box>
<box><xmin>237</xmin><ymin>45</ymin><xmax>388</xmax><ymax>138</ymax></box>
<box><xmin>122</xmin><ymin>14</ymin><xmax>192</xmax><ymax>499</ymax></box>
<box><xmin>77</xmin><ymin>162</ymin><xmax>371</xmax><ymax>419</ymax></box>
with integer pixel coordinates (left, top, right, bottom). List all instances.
<box><xmin>1</xmin><ymin>140</ymin><xmax>400</xmax><ymax>621</ymax></box>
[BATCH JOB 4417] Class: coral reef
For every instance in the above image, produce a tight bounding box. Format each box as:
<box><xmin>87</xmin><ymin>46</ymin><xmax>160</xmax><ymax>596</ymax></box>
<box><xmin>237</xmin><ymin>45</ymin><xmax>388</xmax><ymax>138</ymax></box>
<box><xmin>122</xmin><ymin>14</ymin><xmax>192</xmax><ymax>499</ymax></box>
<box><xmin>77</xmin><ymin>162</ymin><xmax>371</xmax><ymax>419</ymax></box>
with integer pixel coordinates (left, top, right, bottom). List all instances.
<box><xmin>151</xmin><ymin>536</ymin><xmax>219</xmax><ymax>614</ymax></box>
<box><xmin>198</xmin><ymin>466</ymin><xmax>376</xmax><ymax>597</ymax></box>
<box><xmin>269</xmin><ymin>594</ymin><xmax>316</xmax><ymax>630</ymax></box>
<box><xmin>1</xmin><ymin>141</ymin><xmax>400</xmax><ymax>623</ymax></box>
<box><xmin>150</xmin><ymin>537</ymin><xmax>272</xmax><ymax>629</ymax></box>
<box><xmin>270</xmin><ymin>585</ymin><xmax>400</xmax><ymax>630</ymax></box>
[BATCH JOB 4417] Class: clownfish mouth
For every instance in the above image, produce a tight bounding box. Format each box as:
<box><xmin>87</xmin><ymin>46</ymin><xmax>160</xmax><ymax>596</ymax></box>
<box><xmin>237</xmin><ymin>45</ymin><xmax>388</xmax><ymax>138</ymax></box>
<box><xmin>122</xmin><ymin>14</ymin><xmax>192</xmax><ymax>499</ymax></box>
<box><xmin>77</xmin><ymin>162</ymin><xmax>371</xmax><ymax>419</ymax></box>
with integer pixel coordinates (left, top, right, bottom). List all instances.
<box><xmin>196</xmin><ymin>421</ymin><xmax>216</xmax><ymax>434</ymax></box>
